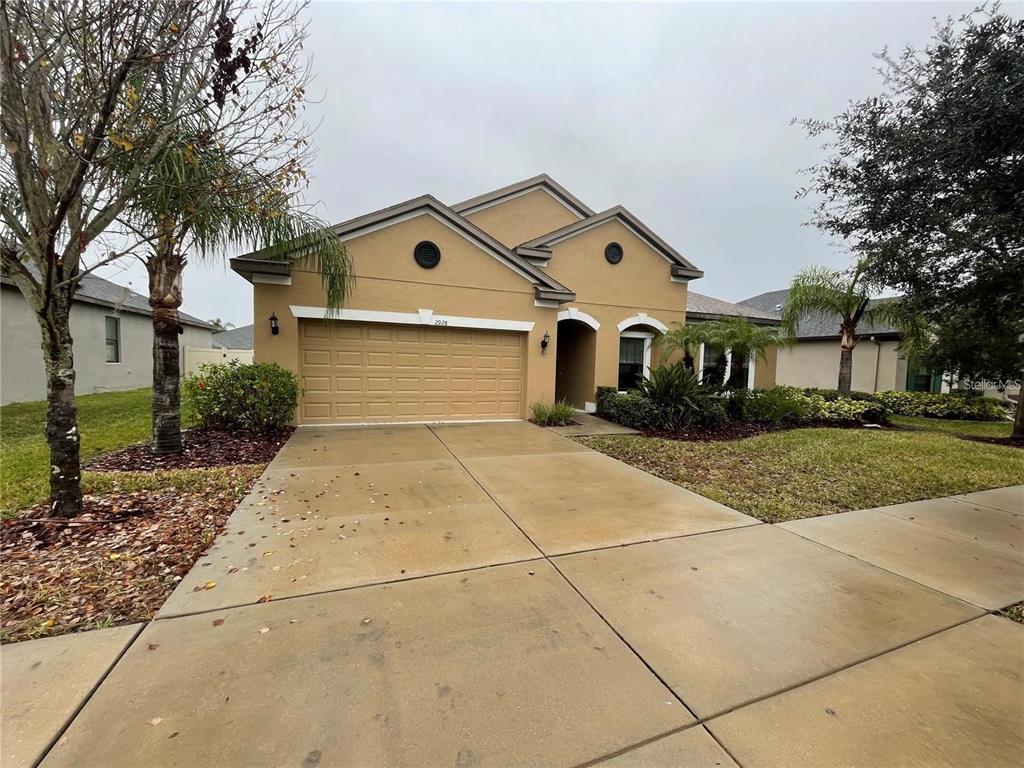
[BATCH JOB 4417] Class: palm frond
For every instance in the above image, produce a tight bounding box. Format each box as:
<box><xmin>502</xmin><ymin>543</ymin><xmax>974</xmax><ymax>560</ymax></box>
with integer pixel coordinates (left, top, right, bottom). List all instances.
<box><xmin>781</xmin><ymin>264</ymin><xmax>866</xmax><ymax>340</ymax></box>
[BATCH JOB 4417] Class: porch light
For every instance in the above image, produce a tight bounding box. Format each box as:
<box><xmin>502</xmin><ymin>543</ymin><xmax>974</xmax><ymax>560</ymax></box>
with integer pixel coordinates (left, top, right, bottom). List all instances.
<box><xmin>269</xmin><ymin>312</ymin><xmax>279</xmax><ymax>335</ymax></box>
<box><xmin>541</xmin><ymin>331</ymin><xmax>550</xmax><ymax>354</ymax></box>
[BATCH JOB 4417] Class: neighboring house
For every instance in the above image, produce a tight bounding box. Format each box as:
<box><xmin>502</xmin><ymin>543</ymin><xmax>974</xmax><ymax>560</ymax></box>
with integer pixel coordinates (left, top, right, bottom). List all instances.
<box><xmin>212</xmin><ymin>324</ymin><xmax>254</xmax><ymax>350</ymax></box>
<box><xmin>0</xmin><ymin>275</ymin><xmax>214</xmax><ymax>405</ymax></box>
<box><xmin>739</xmin><ymin>288</ymin><xmax>929</xmax><ymax>393</ymax></box>
<box><xmin>230</xmin><ymin>174</ymin><xmax>710</xmax><ymax>424</ymax></box>
<box><xmin>182</xmin><ymin>324</ymin><xmax>255</xmax><ymax>375</ymax></box>
<box><xmin>685</xmin><ymin>291</ymin><xmax>781</xmax><ymax>389</ymax></box>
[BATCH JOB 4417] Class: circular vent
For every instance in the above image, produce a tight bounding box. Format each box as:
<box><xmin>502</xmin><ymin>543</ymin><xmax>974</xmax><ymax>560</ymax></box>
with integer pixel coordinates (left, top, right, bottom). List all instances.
<box><xmin>605</xmin><ymin>242</ymin><xmax>623</xmax><ymax>264</ymax></box>
<box><xmin>414</xmin><ymin>241</ymin><xmax>441</xmax><ymax>269</ymax></box>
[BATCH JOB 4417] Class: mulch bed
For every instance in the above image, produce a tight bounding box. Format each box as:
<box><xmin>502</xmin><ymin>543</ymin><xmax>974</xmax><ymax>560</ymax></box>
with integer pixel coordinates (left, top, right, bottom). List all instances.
<box><xmin>1</xmin><ymin>471</ymin><xmax>260</xmax><ymax>643</ymax></box>
<box><xmin>645</xmin><ymin>419</ymin><xmax>872</xmax><ymax>443</ymax></box>
<box><xmin>85</xmin><ymin>427</ymin><xmax>294</xmax><ymax>472</ymax></box>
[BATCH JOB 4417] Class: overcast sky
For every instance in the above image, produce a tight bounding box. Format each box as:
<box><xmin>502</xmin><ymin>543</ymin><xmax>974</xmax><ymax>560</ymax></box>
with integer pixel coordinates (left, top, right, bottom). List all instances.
<box><xmin>98</xmin><ymin>1</ymin><xmax>1018</xmax><ymax>328</ymax></box>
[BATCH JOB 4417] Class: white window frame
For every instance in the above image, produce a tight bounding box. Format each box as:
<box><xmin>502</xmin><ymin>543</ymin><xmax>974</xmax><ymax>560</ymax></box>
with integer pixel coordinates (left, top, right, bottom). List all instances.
<box><xmin>697</xmin><ymin>344</ymin><xmax>756</xmax><ymax>388</ymax></box>
<box><xmin>618</xmin><ymin>330</ymin><xmax>654</xmax><ymax>392</ymax></box>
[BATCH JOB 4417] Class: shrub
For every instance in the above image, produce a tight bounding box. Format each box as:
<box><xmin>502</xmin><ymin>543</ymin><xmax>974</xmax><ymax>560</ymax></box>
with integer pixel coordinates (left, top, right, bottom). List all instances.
<box><xmin>530</xmin><ymin>400</ymin><xmax>577</xmax><ymax>427</ymax></box>
<box><xmin>746</xmin><ymin>387</ymin><xmax>890</xmax><ymax>425</ymax></box>
<box><xmin>725</xmin><ymin>387</ymin><xmax>753</xmax><ymax>420</ymax></box>
<box><xmin>183</xmin><ymin>361</ymin><xmax>300</xmax><ymax>433</ymax></box>
<box><xmin>596</xmin><ymin>390</ymin><xmax>666</xmax><ymax>431</ymax></box>
<box><xmin>695</xmin><ymin>398</ymin><xmax>730</xmax><ymax>428</ymax></box>
<box><xmin>745</xmin><ymin>387</ymin><xmax>810</xmax><ymax>424</ymax></box>
<box><xmin>636</xmin><ymin>362</ymin><xmax>717</xmax><ymax>429</ymax></box>
<box><xmin>874</xmin><ymin>390</ymin><xmax>1009</xmax><ymax>421</ymax></box>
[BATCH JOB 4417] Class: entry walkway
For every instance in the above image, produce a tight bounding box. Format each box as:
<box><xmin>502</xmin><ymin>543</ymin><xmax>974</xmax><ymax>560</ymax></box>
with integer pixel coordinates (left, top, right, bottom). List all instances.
<box><xmin>3</xmin><ymin>423</ymin><xmax>1021</xmax><ymax>767</ymax></box>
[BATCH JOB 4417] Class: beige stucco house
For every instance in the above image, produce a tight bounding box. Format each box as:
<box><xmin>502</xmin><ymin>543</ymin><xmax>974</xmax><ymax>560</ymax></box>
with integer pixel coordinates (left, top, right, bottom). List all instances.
<box><xmin>739</xmin><ymin>289</ymin><xmax>925</xmax><ymax>393</ymax></box>
<box><xmin>231</xmin><ymin>175</ymin><xmax>774</xmax><ymax>425</ymax></box>
<box><xmin>0</xmin><ymin>275</ymin><xmax>214</xmax><ymax>405</ymax></box>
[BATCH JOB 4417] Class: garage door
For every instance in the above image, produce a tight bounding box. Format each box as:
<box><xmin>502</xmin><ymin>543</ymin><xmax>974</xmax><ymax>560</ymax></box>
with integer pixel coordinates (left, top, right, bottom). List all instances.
<box><xmin>298</xmin><ymin>320</ymin><xmax>526</xmax><ymax>424</ymax></box>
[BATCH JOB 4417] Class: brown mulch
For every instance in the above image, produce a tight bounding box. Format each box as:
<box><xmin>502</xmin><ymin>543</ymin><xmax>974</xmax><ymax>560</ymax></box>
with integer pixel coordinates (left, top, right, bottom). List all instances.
<box><xmin>0</xmin><ymin>469</ymin><xmax>262</xmax><ymax>644</ymax></box>
<box><xmin>85</xmin><ymin>427</ymin><xmax>294</xmax><ymax>472</ymax></box>
<box><xmin>645</xmin><ymin>419</ymin><xmax>872</xmax><ymax>442</ymax></box>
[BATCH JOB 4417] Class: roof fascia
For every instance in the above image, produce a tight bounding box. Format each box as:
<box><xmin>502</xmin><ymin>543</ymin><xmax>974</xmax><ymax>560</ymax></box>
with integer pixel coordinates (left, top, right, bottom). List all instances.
<box><xmin>452</xmin><ymin>174</ymin><xmax>595</xmax><ymax>219</ymax></box>
<box><xmin>521</xmin><ymin>206</ymin><xmax>705</xmax><ymax>279</ymax></box>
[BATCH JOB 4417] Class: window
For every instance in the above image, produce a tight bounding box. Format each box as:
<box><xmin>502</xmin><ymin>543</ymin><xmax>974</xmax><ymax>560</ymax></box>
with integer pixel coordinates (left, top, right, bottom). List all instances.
<box><xmin>701</xmin><ymin>344</ymin><xmax>725</xmax><ymax>385</ymax></box>
<box><xmin>105</xmin><ymin>316</ymin><xmax>120</xmax><ymax>363</ymax></box>
<box><xmin>605</xmin><ymin>242</ymin><xmax>623</xmax><ymax>264</ymax></box>
<box><xmin>618</xmin><ymin>336</ymin><xmax>646</xmax><ymax>390</ymax></box>
<box><xmin>728</xmin><ymin>354</ymin><xmax>750</xmax><ymax>389</ymax></box>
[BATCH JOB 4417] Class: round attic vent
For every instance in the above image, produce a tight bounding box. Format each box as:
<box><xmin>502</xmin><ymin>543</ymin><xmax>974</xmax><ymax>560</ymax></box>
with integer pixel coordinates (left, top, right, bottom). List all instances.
<box><xmin>605</xmin><ymin>242</ymin><xmax>624</xmax><ymax>264</ymax></box>
<box><xmin>414</xmin><ymin>241</ymin><xmax>441</xmax><ymax>269</ymax></box>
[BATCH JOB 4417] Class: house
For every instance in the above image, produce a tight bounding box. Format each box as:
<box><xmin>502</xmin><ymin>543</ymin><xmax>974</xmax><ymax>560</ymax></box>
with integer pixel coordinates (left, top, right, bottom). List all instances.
<box><xmin>0</xmin><ymin>274</ymin><xmax>214</xmax><ymax>405</ymax></box>
<box><xmin>181</xmin><ymin>324</ymin><xmax>255</xmax><ymax>375</ymax></box>
<box><xmin>231</xmin><ymin>174</ymin><xmax>732</xmax><ymax>424</ymax></box>
<box><xmin>738</xmin><ymin>289</ymin><xmax>931</xmax><ymax>393</ymax></box>
<box><xmin>685</xmin><ymin>291</ymin><xmax>781</xmax><ymax>389</ymax></box>
<box><xmin>212</xmin><ymin>324</ymin><xmax>254</xmax><ymax>350</ymax></box>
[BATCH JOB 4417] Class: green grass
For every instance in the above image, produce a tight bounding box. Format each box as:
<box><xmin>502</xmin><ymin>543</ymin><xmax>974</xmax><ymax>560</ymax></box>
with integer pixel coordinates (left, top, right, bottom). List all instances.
<box><xmin>0</xmin><ymin>388</ymin><xmax>191</xmax><ymax>515</ymax></box>
<box><xmin>580</xmin><ymin>427</ymin><xmax>1024</xmax><ymax>523</ymax></box>
<box><xmin>891</xmin><ymin>414</ymin><xmax>1013</xmax><ymax>438</ymax></box>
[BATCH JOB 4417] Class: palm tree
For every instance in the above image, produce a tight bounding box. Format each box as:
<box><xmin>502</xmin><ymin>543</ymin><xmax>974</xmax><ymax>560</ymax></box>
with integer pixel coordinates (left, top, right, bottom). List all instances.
<box><xmin>661</xmin><ymin>323</ymin><xmax>710</xmax><ymax>373</ymax></box>
<box><xmin>128</xmin><ymin>133</ymin><xmax>353</xmax><ymax>454</ymax></box>
<box><xmin>780</xmin><ymin>261</ymin><xmax>902</xmax><ymax>394</ymax></box>
<box><xmin>665</xmin><ymin>317</ymin><xmax>783</xmax><ymax>387</ymax></box>
<box><xmin>709</xmin><ymin>316</ymin><xmax>785</xmax><ymax>388</ymax></box>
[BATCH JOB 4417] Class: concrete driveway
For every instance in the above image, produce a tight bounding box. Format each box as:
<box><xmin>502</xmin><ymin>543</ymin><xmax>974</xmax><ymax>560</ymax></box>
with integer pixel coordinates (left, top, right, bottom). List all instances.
<box><xmin>5</xmin><ymin>422</ymin><xmax>1022</xmax><ymax>768</ymax></box>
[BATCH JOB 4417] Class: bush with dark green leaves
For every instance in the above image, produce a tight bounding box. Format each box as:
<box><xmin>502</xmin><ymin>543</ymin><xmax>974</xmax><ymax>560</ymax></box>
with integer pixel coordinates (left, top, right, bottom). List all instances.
<box><xmin>530</xmin><ymin>400</ymin><xmax>577</xmax><ymax>427</ymax></box>
<box><xmin>183</xmin><ymin>361</ymin><xmax>299</xmax><ymax>433</ymax></box>
<box><xmin>745</xmin><ymin>387</ymin><xmax>811</xmax><ymax>424</ymax></box>
<box><xmin>636</xmin><ymin>362</ymin><xmax>718</xmax><ymax>429</ymax></box>
<box><xmin>596</xmin><ymin>387</ymin><xmax>669</xmax><ymax>431</ymax></box>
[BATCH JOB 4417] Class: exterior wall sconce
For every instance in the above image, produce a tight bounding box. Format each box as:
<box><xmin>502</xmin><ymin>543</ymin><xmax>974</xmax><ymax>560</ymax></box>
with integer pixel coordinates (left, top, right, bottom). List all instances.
<box><xmin>270</xmin><ymin>312</ymin><xmax>279</xmax><ymax>335</ymax></box>
<box><xmin>541</xmin><ymin>331</ymin><xmax>550</xmax><ymax>354</ymax></box>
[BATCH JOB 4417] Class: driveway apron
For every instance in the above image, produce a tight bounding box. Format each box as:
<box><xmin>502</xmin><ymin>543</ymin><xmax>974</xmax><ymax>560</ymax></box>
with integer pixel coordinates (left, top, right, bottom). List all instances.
<box><xmin>19</xmin><ymin>424</ymin><xmax>1024</xmax><ymax>768</ymax></box>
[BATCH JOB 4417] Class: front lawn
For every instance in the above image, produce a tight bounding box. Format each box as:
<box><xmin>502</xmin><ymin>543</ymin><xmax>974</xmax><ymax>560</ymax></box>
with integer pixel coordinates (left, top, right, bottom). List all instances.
<box><xmin>1</xmin><ymin>388</ymin><xmax>167</xmax><ymax>515</ymax></box>
<box><xmin>891</xmin><ymin>413</ymin><xmax>1014</xmax><ymax>439</ymax></box>
<box><xmin>580</xmin><ymin>427</ymin><xmax>1024</xmax><ymax>523</ymax></box>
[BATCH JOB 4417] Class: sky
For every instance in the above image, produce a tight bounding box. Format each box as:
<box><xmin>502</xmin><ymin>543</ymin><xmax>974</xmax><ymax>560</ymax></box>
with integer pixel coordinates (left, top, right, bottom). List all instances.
<box><xmin>96</xmin><ymin>1</ymin><xmax>1018</xmax><ymax>328</ymax></box>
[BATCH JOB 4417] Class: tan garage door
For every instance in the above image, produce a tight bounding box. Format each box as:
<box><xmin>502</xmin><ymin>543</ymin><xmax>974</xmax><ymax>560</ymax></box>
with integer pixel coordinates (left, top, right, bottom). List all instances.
<box><xmin>299</xmin><ymin>320</ymin><xmax>526</xmax><ymax>424</ymax></box>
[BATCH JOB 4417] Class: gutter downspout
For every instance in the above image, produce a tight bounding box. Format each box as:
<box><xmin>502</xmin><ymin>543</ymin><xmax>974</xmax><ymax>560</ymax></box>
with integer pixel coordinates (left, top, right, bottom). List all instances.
<box><xmin>870</xmin><ymin>336</ymin><xmax>881</xmax><ymax>392</ymax></box>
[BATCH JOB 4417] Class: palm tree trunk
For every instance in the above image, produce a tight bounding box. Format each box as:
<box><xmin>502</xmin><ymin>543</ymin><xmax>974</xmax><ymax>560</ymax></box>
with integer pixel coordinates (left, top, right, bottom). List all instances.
<box><xmin>838</xmin><ymin>324</ymin><xmax>857</xmax><ymax>395</ymax></box>
<box><xmin>838</xmin><ymin>347</ymin><xmax>854</xmax><ymax>394</ymax></box>
<box><xmin>147</xmin><ymin>226</ymin><xmax>186</xmax><ymax>455</ymax></box>
<box><xmin>1013</xmin><ymin>394</ymin><xmax>1023</xmax><ymax>440</ymax></box>
<box><xmin>38</xmin><ymin>293</ymin><xmax>83</xmax><ymax>517</ymax></box>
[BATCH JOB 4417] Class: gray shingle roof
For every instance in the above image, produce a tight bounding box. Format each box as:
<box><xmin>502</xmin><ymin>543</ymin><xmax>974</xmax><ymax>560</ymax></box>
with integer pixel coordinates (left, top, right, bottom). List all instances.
<box><xmin>212</xmin><ymin>324</ymin><xmax>254</xmax><ymax>349</ymax></box>
<box><xmin>686</xmin><ymin>291</ymin><xmax>780</xmax><ymax>325</ymax></box>
<box><xmin>1</xmin><ymin>272</ymin><xmax>214</xmax><ymax>329</ymax></box>
<box><xmin>739</xmin><ymin>289</ymin><xmax>902</xmax><ymax>339</ymax></box>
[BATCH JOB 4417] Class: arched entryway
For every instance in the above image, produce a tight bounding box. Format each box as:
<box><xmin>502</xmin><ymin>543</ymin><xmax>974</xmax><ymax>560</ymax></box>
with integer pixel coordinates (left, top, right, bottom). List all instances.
<box><xmin>555</xmin><ymin>310</ymin><xmax>599</xmax><ymax>409</ymax></box>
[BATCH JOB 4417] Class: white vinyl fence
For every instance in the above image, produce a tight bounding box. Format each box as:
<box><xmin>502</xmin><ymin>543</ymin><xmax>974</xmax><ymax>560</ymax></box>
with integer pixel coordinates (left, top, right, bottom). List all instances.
<box><xmin>183</xmin><ymin>346</ymin><xmax>254</xmax><ymax>376</ymax></box>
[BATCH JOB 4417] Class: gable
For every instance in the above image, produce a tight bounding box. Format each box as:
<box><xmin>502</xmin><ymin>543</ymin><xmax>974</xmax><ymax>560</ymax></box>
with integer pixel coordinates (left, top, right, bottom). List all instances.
<box><xmin>463</xmin><ymin>187</ymin><xmax>582</xmax><ymax>248</ymax></box>
<box><xmin>541</xmin><ymin>219</ymin><xmax>688</xmax><ymax>309</ymax></box>
<box><xmin>333</xmin><ymin>212</ymin><xmax>535</xmax><ymax>294</ymax></box>
<box><xmin>519</xmin><ymin>206</ymin><xmax>703</xmax><ymax>281</ymax></box>
<box><xmin>232</xmin><ymin>195</ymin><xmax>574</xmax><ymax>303</ymax></box>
